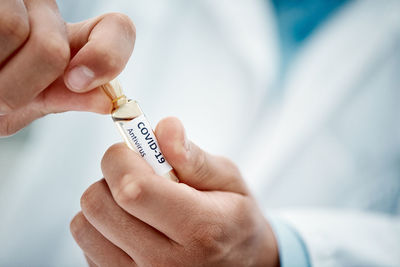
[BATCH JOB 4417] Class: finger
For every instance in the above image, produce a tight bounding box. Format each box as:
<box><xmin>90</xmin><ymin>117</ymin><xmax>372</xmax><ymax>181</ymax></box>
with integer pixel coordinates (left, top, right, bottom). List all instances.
<box><xmin>0</xmin><ymin>0</ymin><xmax>70</xmax><ymax>114</ymax></box>
<box><xmin>0</xmin><ymin>78</ymin><xmax>112</xmax><ymax>137</ymax></box>
<box><xmin>101</xmin><ymin>143</ymin><xmax>206</xmax><ymax>244</ymax></box>
<box><xmin>0</xmin><ymin>98</ymin><xmax>44</xmax><ymax>136</ymax></box>
<box><xmin>155</xmin><ymin>117</ymin><xmax>248</xmax><ymax>194</ymax></box>
<box><xmin>64</xmin><ymin>13</ymin><xmax>135</xmax><ymax>92</ymax></box>
<box><xmin>70</xmin><ymin>211</ymin><xmax>136</xmax><ymax>267</ymax></box>
<box><xmin>84</xmin><ymin>255</ymin><xmax>97</xmax><ymax>267</ymax></box>
<box><xmin>80</xmin><ymin>179</ymin><xmax>174</xmax><ymax>263</ymax></box>
<box><xmin>0</xmin><ymin>0</ymin><xmax>30</xmax><ymax>64</ymax></box>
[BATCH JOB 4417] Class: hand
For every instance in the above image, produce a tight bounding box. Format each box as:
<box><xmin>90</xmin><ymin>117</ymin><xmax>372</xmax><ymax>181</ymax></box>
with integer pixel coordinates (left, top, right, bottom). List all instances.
<box><xmin>0</xmin><ymin>0</ymin><xmax>135</xmax><ymax>136</ymax></box>
<box><xmin>70</xmin><ymin>117</ymin><xmax>279</xmax><ymax>267</ymax></box>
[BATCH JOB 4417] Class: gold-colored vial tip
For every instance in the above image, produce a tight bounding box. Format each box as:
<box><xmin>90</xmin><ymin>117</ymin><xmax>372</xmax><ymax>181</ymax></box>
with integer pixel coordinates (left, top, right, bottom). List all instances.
<box><xmin>101</xmin><ymin>79</ymin><xmax>128</xmax><ymax>110</ymax></box>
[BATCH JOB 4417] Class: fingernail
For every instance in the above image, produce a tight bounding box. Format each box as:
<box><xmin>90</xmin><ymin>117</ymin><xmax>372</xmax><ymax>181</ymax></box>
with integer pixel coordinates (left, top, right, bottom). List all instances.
<box><xmin>66</xmin><ymin>66</ymin><xmax>95</xmax><ymax>91</ymax></box>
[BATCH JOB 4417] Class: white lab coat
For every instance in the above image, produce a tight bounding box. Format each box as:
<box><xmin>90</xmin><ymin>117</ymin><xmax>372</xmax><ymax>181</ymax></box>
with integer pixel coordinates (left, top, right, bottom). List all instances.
<box><xmin>1</xmin><ymin>0</ymin><xmax>399</xmax><ymax>266</ymax></box>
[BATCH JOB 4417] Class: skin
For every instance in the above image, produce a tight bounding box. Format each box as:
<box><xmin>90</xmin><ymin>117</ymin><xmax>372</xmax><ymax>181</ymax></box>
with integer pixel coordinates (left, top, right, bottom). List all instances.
<box><xmin>0</xmin><ymin>1</ymin><xmax>280</xmax><ymax>265</ymax></box>
<box><xmin>0</xmin><ymin>0</ymin><xmax>135</xmax><ymax>136</ymax></box>
<box><xmin>71</xmin><ymin>117</ymin><xmax>280</xmax><ymax>267</ymax></box>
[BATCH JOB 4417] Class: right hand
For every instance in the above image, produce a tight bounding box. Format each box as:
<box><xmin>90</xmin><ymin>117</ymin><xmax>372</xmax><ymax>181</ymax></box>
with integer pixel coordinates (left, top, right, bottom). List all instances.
<box><xmin>70</xmin><ymin>118</ymin><xmax>280</xmax><ymax>267</ymax></box>
<box><xmin>0</xmin><ymin>0</ymin><xmax>136</xmax><ymax>136</ymax></box>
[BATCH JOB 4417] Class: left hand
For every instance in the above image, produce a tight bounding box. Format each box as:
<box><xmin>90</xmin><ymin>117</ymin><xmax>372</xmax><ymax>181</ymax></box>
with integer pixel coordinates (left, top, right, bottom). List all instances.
<box><xmin>70</xmin><ymin>117</ymin><xmax>279</xmax><ymax>267</ymax></box>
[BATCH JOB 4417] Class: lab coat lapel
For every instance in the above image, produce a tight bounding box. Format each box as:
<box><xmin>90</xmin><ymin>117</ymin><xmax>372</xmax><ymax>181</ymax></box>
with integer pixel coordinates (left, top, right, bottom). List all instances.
<box><xmin>245</xmin><ymin>0</ymin><xmax>400</xmax><ymax>190</ymax></box>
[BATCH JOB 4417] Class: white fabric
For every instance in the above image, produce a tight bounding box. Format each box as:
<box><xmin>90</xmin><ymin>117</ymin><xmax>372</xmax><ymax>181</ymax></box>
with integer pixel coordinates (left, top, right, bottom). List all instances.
<box><xmin>278</xmin><ymin>209</ymin><xmax>400</xmax><ymax>266</ymax></box>
<box><xmin>1</xmin><ymin>0</ymin><xmax>399</xmax><ymax>266</ymax></box>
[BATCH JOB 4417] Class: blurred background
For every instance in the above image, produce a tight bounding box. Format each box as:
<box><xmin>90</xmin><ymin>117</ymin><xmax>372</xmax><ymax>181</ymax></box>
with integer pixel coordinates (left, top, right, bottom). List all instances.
<box><xmin>1</xmin><ymin>0</ymin><xmax>399</xmax><ymax>266</ymax></box>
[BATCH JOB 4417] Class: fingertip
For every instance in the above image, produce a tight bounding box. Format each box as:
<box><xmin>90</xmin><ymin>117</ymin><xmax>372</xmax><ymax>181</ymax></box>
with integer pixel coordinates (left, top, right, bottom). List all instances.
<box><xmin>155</xmin><ymin>117</ymin><xmax>183</xmax><ymax>139</ymax></box>
<box><xmin>156</xmin><ymin>117</ymin><xmax>190</xmax><ymax>166</ymax></box>
<box><xmin>70</xmin><ymin>211</ymin><xmax>87</xmax><ymax>240</ymax></box>
<box><xmin>101</xmin><ymin>142</ymin><xmax>129</xmax><ymax>172</ymax></box>
<box><xmin>104</xmin><ymin>142</ymin><xmax>128</xmax><ymax>157</ymax></box>
<box><xmin>65</xmin><ymin>12</ymin><xmax>136</xmax><ymax>93</ymax></box>
<box><xmin>101</xmin><ymin>142</ymin><xmax>155</xmax><ymax>184</ymax></box>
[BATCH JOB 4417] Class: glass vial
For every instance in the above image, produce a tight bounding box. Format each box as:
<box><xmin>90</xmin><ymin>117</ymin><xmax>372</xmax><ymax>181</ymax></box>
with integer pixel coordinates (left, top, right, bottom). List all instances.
<box><xmin>102</xmin><ymin>80</ymin><xmax>178</xmax><ymax>182</ymax></box>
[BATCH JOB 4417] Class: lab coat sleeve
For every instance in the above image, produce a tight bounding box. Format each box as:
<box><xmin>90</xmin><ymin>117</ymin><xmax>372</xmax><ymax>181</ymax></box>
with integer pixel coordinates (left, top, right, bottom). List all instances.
<box><xmin>269</xmin><ymin>217</ymin><xmax>311</xmax><ymax>267</ymax></box>
<box><xmin>275</xmin><ymin>209</ymin><xmax>400</xmax><ymax>266</ymax></box>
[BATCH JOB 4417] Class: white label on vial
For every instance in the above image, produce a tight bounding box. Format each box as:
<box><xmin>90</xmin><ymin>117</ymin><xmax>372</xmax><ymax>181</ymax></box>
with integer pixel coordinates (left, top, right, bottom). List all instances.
<box><xmin>120</xmin><ymin>114</ymin><xmax>172</xmax><ymax>176</ymax></box>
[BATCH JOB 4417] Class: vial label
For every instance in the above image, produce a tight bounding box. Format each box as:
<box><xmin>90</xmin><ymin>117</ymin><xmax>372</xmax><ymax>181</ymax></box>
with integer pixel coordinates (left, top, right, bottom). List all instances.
<box><xmin>120</xmin><ymin>114</ymin><xmax>173</xmax><ymax>176</ymax></box>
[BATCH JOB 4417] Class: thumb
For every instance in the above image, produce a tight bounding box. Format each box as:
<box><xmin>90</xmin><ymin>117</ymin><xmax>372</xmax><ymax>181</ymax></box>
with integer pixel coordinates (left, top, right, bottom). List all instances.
<box><xmin>64</xmin><ymin>13</ymin><xmax>136</xmax><ymax>93</ymax></box>
<box><xmin>155</xmin><ymin>117</ymin><xmax>249</xmax><ymax>195</ymax></box>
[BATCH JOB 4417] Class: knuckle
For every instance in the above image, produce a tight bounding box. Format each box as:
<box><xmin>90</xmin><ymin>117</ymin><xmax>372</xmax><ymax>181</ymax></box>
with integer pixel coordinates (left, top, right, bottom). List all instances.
<box><xmin>104</xmin><ymin>143</ymin><xmax>126</xmax><ymax>158</ymax></box>
<box><xmin>191</xmin><ymin>149</ymin><xmax>209</xmax><ymax>180</ymax></box>
<box><xmin>95</xmin><ymin>44</ymin><xmax>125</xmax><ymax>74</ymax></box>
<box><xmin>190</xmin><ymin>222</ymin><xmax>227</xmax><ymax>257</ymax></box>
<box><xmin>218</xmin><ymin>156</ymin><xmax>241</xmax><ymax>178</ymax></box>
<box><xmin>218</xmin><ymin>156</ymin><xmax>237</xmax><ymax>170</ymax></box>
<box><xmin>0</xmin><ymin>97</ymin><xmax>14</xmax><ymax>114</ymax></box>
<box><xmin>231</xmin><ymin>198</ymin><xmax>253</xmax><ymax>227</ymax></box>
<box><xmin>0</xmin><ymin>116</ymin><xmax>13</xmax><ymax>137</ymax></box>
<box><xmin>217</xmin><ymin>155</ymin><xmax>247</xmax><ymax>193</ymax></box>
<box><xmin>101</xmin><ymin>143</ymin><xmax>126</xmax><ymax>170</ymax></box>
<box><xmin>0</xmin><ymin>13</ymin><xmax>30</xmax><ymax>45</ymax></box>
<box><xmin>106</xmin><ymin>12</ymin><xmax>136</xmax><ymax>39</ymax></box>
<box><xmin>114</xmin><ymin>175</ymin><xmax>144</xmax><ymax>207</ymax></box>
<box><xmin>93</xmin><ymin>13</ymin><xmax>136</xmax><ymax>75</ymax></box>
<box><xmin>69</xmin><ymin>212</ymin><xmax>88</xmax><ymax>241</ymax></box>
<box><xmin>0</xmin><ymin>90</ymin><xmax>20</xmax><ymax>116</ymax></box>
<box><xmin>33</xmin><ymin>33</ymin><xmax>70</xmax><ymax>72</ymax></box>
<box><xmin>80</xmin><ymin>181</ymin><xmax>104</xmax><ymax>217</ymax></box>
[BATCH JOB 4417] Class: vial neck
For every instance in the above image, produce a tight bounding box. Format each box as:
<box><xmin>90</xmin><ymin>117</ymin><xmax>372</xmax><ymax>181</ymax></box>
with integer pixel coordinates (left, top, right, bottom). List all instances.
<box><xmin>112</xmin><ymin>95</ymin><xmax>128</xmax><ymax>110</ymax></box>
